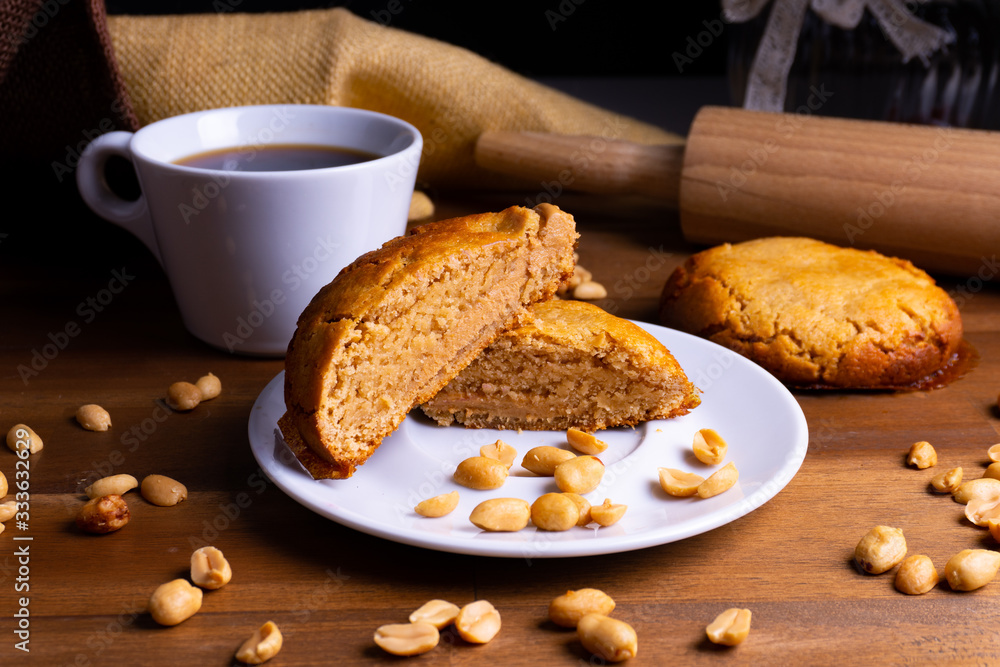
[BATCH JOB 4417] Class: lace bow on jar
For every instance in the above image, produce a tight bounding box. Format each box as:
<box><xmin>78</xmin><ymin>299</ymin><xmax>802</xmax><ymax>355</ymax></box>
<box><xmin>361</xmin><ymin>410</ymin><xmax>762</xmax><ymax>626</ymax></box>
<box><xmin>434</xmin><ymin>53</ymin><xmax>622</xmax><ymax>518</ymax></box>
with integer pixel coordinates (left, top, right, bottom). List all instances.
<box><xmin>724</xmin><ymin>0</ymin><xmax>955</xmax><ymax>111</ymax></box>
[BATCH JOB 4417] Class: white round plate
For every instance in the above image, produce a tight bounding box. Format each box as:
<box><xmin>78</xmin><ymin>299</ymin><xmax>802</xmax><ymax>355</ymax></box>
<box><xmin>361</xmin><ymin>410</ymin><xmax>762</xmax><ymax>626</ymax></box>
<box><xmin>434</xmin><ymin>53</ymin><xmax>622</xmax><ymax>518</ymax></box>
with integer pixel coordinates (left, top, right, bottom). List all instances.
<box><xmin>248</xmin><ymin>322</ymin><xmax>808</xmax><ymax>558</ymax></box>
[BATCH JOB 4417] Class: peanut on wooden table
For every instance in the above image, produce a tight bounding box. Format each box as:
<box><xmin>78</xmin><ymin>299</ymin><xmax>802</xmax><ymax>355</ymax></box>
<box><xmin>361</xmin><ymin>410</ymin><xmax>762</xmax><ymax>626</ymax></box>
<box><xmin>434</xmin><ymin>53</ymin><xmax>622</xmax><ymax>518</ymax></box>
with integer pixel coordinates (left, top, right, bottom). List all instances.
<box><xmin>235</xmin><ymin>621</ymin><xmax>283</xmax><ymax>665</ymax></box>
<box><xmin>577</xmin><ymin>613</ymin><xmax>637</xmax><ymax>663</ymax></box>
<box><xmin>75</xmin><ymin>404</ymin><xmax>111</xmax><ymax>432</ymax></box>
<box><xmin>855</xmin><ymin>526</ymin><xmax>907</xmax><ymax>575</ymax></box>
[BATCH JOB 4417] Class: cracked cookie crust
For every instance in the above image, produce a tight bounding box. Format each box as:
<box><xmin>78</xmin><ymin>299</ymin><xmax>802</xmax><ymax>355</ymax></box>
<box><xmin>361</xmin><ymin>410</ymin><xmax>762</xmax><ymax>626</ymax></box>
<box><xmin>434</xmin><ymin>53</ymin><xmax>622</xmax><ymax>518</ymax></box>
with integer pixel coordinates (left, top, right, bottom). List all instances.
<box><xmin>658</xmin><ymin>237</ymin><xmax>963</xmax><ymax>389</ymax></box>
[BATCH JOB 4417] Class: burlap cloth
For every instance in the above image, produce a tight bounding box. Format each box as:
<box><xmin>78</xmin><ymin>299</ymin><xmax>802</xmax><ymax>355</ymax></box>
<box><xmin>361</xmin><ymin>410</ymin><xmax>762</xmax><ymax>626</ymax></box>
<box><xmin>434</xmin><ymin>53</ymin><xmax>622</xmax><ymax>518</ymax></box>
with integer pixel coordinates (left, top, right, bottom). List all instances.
<box><xmin>0</xmin><ymin>0</ymin><xmax>138</xmax><ymax>162</ymax></box>
<box><xmin>1</xmin><ymin>3</ymin><xmax>675</xmax><ymax>191</ymax></box>
<box><xmin>100</xmin><ymin>8</ymin><xmax>675</xmax><ymax>189</ymax></box>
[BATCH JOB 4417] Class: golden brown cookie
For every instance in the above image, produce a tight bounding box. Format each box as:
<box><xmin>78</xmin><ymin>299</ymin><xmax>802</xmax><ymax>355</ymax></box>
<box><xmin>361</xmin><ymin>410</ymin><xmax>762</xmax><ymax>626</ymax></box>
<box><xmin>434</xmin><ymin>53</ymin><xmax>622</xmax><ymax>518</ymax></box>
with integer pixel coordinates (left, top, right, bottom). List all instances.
<box><xmin>659</xmin><ymin>237</ymin><xmax>962</xmax><ymax>388</ymax></box>
<box><xmin>421</xmin><ymin>299</ymin><xmax>700</xmax><ymax>429</ymax></box>
<box><xmin>280</xmin><ymin>204</ymin><xmax>577</xmax><ymax>479</ymax></box>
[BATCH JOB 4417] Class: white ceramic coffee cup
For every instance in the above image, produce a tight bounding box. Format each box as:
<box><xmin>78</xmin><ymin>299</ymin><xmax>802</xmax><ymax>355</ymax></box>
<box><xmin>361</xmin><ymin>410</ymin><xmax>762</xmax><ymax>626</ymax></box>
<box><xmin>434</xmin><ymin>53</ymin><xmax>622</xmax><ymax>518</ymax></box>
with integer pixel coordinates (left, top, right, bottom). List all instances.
<box><xmin>77</xmin><ymin>104</ymin><xmax>422</xmax><ymax>356</ymax></box>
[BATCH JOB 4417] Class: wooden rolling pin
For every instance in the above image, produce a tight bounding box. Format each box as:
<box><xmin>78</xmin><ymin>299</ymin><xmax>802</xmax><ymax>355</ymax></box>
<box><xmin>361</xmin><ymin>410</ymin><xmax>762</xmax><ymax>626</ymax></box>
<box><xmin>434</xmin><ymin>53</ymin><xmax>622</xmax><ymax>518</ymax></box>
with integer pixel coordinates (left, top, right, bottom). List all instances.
<box><xmin>475</xmin><ymin>106</ymin><xmax>1000</xmax><ymax>276</ymax></box>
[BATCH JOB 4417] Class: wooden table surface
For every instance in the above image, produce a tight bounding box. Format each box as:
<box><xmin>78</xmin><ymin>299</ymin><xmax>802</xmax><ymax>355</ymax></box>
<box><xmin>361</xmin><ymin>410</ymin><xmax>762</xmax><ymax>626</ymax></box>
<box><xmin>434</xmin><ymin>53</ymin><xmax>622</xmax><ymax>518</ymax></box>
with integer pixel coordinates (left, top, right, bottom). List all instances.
<box><xmin>3</xmin><ymin>187</ymin><xmax>999</xmax><ymax>667</ymax></box>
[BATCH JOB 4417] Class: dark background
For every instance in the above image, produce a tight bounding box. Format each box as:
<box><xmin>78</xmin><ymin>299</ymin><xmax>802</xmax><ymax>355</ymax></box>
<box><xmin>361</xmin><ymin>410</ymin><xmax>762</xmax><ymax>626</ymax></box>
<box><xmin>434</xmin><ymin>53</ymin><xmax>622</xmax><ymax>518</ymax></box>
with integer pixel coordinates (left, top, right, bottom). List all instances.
<box><xmin>103</xmin><ymin>1</ymin><xmax>732</xmax><ymax>78</ymax></box>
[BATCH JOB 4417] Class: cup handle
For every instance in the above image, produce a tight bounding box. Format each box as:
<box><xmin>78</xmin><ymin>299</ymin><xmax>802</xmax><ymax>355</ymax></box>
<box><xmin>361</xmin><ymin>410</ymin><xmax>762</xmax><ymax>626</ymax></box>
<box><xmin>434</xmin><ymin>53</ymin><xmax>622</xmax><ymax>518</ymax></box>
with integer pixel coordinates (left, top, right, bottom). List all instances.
<box><xmin>76</xmin><ymin>131</ymin><xmax>163</xmax><ymax>265</ymax></box>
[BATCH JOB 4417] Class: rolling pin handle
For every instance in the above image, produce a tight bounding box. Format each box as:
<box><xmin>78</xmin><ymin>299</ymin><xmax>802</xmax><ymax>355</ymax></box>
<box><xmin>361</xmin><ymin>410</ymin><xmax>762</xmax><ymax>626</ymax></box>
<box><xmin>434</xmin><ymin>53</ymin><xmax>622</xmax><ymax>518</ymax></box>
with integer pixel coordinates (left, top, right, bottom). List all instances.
<box><xmin>475</xmin><ymin>131</ymin><xmax>684</xmax><ymax>205</ymax></box>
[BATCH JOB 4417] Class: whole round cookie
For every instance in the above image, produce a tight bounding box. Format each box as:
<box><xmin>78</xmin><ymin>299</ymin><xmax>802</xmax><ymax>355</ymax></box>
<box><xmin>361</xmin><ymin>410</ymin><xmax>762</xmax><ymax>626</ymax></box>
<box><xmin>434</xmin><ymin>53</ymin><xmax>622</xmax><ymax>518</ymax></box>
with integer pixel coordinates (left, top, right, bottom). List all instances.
<box><xmin>659</xmin><ymin>237</ymin><xmax>963</xmax><ymax>388</ymax></box>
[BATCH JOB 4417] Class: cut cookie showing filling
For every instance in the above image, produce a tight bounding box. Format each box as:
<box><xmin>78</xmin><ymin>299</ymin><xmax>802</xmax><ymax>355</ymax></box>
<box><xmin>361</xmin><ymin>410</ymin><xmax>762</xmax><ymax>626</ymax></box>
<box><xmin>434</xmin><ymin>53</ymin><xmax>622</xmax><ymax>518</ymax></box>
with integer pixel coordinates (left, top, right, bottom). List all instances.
<box><xmin>421</xmin><ymin>299</ymin><xmax>700</xmax><ymax>430</ymax></box>
<box><xmin>279</xmin><ymin>204</ymin><xmax>578</xmax><ymax>479</ymax></box>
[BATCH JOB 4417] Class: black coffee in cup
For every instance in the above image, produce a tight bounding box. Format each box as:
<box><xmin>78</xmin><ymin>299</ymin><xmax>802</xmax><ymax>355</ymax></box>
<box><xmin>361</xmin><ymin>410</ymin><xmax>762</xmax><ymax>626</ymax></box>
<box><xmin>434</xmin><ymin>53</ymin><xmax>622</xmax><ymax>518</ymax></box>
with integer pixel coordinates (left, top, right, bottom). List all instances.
<box><xmin>175</xmin><ymin>143</ymin><xmax>380</xmax><ymax>171</ymax></box>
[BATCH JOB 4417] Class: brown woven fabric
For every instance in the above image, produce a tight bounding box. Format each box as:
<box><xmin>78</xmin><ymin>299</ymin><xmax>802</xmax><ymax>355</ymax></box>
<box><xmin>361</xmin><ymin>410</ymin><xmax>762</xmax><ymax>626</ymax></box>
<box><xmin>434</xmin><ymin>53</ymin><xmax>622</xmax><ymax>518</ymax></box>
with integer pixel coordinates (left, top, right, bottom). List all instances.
<box><xmin>0</xmin><ymin>0</ymin><xmax>137</xmax><ymax>163</ymax></box>
<box><xmin>107</xmin><ymin>8</ymin><xmax>677</xmax><ymax>189</ymax></box>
